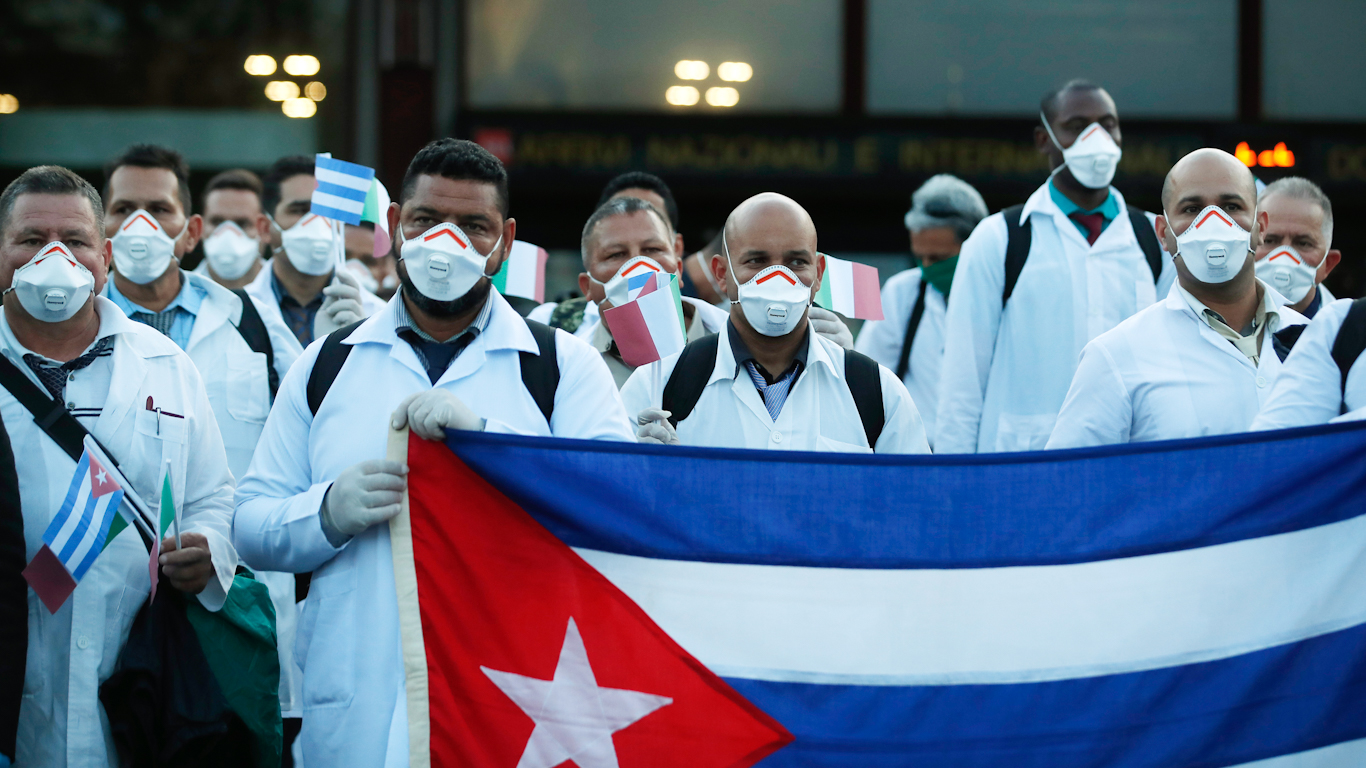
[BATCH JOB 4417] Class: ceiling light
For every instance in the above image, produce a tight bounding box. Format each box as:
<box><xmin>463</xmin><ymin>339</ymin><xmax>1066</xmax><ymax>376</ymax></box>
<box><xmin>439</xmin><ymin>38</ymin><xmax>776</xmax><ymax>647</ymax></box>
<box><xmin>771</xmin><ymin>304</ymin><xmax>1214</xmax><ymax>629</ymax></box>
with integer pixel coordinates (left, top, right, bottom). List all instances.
<box><xmin>243</xmin><ymin>55</ymin><xmax>277</xmax><ymax>76</ymax></box>
<box><xmin>304</xmin><ymin>81</ymin><xmax>327</xmax><ymax>101</ymax></box>
<box><xmin>282</xmin><ymin>98</ymin><xmax>317</xmax><ymax>118</ymax></box>
<box><xmin>705</xmin><ymin>87</ymin><xmax>739</xmax><ymax>107</ymax></box>
<box><xmin>283</xmin><ymin>55</ymin><xmax>320</xmax><ymax>76</ymax></box>
<box><xmin>717</xmin><ymin>62</ymin><xmax>752</xmax><ymax>82</ymax></box>
<box><xmin>0</xmin><ymin>94</ymin><xmax>17</xmax><ymax>114</ymax></box>
<box><xmin>666</xmin><ymin>85</ymin><xmax>700</xmax><ymax>106</ymax></box>
<box><xmin>674</xmin><ymin>60</ymin><xmax>710</xmax><ymax>81</ymax></box>
<box><xmin>265</xmin><ymin>81</ymin><xmax>301</xmax><ymax>101</ymax></box>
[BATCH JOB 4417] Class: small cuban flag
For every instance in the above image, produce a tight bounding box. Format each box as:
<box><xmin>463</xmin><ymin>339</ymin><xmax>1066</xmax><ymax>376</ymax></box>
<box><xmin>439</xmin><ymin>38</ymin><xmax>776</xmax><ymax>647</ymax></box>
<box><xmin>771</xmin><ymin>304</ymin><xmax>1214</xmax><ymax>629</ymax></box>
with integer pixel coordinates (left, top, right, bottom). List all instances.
<box><xmin>490</xmin><ymin>240</ymin><xmax>549</xmax><ymax>303</ymax></box>
<box><xmin>22</xmin><ymin>449</ymin><xmax>126</xmax><ymax>613</ymax></box>
<box><xmin>602</xmin><ymin>272</ymin><xmax>687</xmax><ymax>367</ymax></box>
<box><xmin>814</xmin><ymin>253</ymin><xmax>883</xmax><ymax>320</ymax></box>
<box><xmin>311</xmin><ymin>154</ymin><xmax>376</xmax><ymax>226</ymax></box>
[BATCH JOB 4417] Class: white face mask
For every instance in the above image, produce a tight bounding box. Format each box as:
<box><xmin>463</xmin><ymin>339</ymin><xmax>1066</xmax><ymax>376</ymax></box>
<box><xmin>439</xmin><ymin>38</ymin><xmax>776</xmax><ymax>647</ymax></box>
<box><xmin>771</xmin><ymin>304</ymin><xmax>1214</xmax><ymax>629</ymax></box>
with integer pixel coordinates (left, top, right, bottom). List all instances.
<box><xmin>1168</xmin><ymin>205</ymin><xmax>1254</xmax><ymax>285</ymax></box>
<box><xmin>398</xmin><ymin>222</ymin><xmax>501</xmax><ymax>302</ymax></box>
<box><xmin>591</xmin><ymin>255</ymin><xmax>667</xmax><ymax>308</ymax></box>
<box><xmin>1255</xmin><ymin>245</ymin><xmax>1318</xmax><ymax>303</ymax></box>
<box><xmin>1041</xmin><ymin>115</ymin><xmax>1123</xmax><ymax>190</ymax></box>
<box><xmin>278</xmin><ymin>214</ymin><xmax>337</xmax><ymax>276</ymax></box>
<box><xmin>111</xmin><ymin>209</ymin><xmax>182</xmax><ymax>285</ymax></box>
<box><xmin>202</xmin><ymin>221</ymin><xmax>260</xmax><ymax>281</ymax></box>
<box><xmin>5</xmin><ymin>242</ymin><xmax>95</xmax><ymax>323</ymax></box>
<box><xmin>724</xmin><ymin>234</ymin><xmax>811</xmax><ymax>337</ymax></box>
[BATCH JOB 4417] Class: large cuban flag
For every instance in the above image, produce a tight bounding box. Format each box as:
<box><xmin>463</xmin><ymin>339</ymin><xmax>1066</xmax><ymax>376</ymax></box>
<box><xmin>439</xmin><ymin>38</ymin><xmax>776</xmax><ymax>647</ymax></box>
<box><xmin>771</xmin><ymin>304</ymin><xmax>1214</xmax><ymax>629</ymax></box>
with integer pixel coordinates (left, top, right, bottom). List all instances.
<box><xmin>390</xmin><ymin>421</ymin><xmax>1366</xmax><ymax>767</ymax></box>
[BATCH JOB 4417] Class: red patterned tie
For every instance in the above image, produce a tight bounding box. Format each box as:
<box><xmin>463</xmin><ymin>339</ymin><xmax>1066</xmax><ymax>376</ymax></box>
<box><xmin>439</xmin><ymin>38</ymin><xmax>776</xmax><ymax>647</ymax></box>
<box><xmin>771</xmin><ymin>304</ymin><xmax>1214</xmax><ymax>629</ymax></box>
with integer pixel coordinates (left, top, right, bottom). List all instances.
<box><xmin>1071</xmin><ymin>212</ymin><xmax>1106</xmax><ymax>246</ymax></box>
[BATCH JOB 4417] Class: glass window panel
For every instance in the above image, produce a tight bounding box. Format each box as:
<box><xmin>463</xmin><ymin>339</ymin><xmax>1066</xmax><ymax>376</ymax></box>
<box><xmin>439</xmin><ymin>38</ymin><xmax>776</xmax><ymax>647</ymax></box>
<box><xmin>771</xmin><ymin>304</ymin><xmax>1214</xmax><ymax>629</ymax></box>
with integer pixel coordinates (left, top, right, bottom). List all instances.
<box><xmin>868</xmin><ymin>0</ymin><xmax>1237</xmax><ymax>118</ymax></box>
<box><xmin>1264</xmin><ymin>0</ymin><xmax>1366</xmax><ymax>120</ymax></box>
<box><xmin>466</xmin><ymin>0</ymin><xmax>841</xmax><ymax>112</ymax></box>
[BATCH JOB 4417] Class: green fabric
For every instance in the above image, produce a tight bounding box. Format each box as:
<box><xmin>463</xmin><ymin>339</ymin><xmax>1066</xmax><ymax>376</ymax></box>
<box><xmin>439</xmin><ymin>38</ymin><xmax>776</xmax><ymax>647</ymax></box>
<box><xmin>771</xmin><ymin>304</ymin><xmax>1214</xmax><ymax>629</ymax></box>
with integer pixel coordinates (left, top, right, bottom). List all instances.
<box><xmin>183</xmin><ymin>570</ymin><xmax>282</xmax><ymax>767</ymax></box>
<box><xmin>549</xmin><ymin>296</ymin><xmax>589</xmax><ymax>334</ymax></box>
<box><xmin>159</xmin><ymin>472</ymin><xmax>174</xmax><ymax>536</ymax></box>
<box><xmin>919</xmin><ymin>256</ymin><xmax>958</xmax><ymax>299</ymax></box>
<box><xmin>1048</xmin><ymin>179</ymin><xmax>1119</xmax><ymax>239</ymax></box>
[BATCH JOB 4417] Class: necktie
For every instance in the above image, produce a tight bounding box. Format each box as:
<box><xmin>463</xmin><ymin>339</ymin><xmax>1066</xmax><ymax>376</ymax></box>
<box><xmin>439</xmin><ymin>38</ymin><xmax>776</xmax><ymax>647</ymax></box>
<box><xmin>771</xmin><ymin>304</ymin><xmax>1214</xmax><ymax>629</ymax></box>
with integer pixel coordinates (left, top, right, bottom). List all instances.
<box><xmin>23</xmin><ymin>337</ymin><xmax>115</xmax><ymax>401</ymax></box>
<box><xmin>132</xmin><ymin>307</ymin><xmax>180</xmax><ymax>338</ymax></box>
<box><xmin>1070</xmin><ymin>212</ymin><xmax>1106</xmax><ymax>246</ymax></box>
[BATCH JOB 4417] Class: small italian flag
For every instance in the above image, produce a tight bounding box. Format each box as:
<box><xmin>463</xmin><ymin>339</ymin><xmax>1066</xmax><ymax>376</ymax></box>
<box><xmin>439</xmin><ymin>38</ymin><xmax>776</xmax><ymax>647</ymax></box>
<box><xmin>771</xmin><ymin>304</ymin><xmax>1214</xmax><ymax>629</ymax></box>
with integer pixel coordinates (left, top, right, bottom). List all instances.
<box><xmin>815</xmin><ymin>254</ymin><xmax>883</xmax><ymax>320</ymax></box>
<box><xmin>602</xmin><ymin>272</ymin><xmax>687</xmax><ymax>367</ymax></box>
<box><xmin>491</xmin><ymin>240</ymin><xmax>548</xmax><ymax>302</ymax></box>
<box><xmin>148</xmin><ymin>464</ymin><xmax>177</xmax><ymax>601</ymax></box>
<box><xmin>360</xmin><ymin>178</ymin><xmax>392</xmax><ymax>258</ymax></box>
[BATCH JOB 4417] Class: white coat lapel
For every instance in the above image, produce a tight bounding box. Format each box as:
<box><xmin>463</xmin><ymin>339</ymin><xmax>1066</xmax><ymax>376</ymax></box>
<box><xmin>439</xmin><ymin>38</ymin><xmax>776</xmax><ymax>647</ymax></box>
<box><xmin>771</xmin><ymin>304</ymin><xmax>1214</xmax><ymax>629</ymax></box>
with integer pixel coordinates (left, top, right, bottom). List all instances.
<box><xmin>95</xmin><ymin>332</ymin><xmax>149</xmax><ymax>446</ymax></box>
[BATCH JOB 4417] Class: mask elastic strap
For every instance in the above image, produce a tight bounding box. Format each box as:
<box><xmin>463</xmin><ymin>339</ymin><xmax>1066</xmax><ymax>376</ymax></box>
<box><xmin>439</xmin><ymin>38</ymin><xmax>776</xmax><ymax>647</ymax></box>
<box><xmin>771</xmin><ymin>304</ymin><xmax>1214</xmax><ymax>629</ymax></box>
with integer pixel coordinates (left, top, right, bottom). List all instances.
<box><xmin>481</xmin><ymin>234</ymin><xmax>504</xmax><ymax>278</ymax></box>
<box><xmin>1040</xmin><ymin>111</ymin><xmax>1071</xmax><ymax>181</ymax></box>
<box><xmin>722</xmin><ymin>232</ymin><xmax>743</xmax><ymax>306</ymax></box>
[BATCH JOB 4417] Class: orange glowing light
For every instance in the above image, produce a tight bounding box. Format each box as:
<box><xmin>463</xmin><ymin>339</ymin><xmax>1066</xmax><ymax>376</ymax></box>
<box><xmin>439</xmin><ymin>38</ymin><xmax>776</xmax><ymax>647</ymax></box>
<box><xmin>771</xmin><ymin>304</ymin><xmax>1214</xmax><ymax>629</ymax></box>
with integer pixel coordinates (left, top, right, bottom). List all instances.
<box><xmin>1235</xmin><ymin>141</ymin><xmax>1294</xmax><ymax>168</ymax></box>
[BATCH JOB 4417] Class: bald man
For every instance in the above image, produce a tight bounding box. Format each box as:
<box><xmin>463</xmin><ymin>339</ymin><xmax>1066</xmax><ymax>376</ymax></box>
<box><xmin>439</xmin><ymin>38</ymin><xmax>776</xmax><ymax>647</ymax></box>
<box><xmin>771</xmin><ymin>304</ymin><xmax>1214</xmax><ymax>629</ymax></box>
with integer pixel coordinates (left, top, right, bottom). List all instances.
<box><xmin>1047</xmin><ymin>149</ymin><xmax>1308</xmax><ymax>448</ymax></box>
<box><xmin>619</xmin><ymin>193</ymin><xmax>930</xmax><ymax>454</ymax></box>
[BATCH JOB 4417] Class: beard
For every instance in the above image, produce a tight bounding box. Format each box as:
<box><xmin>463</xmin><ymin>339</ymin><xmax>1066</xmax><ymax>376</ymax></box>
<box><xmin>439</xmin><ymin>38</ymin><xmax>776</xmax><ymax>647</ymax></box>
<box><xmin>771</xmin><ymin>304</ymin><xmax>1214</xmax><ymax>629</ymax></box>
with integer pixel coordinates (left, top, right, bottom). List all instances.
<box><xmin>398</xmin><ymin>264</ymin><xmax>492</xmax><ymax>319</ymax></box>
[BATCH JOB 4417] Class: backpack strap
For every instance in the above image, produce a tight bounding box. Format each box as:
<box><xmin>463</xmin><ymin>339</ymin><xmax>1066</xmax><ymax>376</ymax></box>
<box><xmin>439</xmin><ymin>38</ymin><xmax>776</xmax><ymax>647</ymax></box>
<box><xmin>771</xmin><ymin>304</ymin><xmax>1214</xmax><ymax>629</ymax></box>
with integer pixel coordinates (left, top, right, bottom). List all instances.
<box><xmin>306</xmin><ymin>320</ymin><xmax>366</xmax><ymax>417</ymax></box>
<box><xmin>894</xmin><ymin>279</ymin><xmax>930</xmax><ymax>380</ymax></box>
<box><xmin>519</xmin><ymin>320</ymin><xmax>560</xmax><ymax>426</ymax></box>
<box><xmin>548</xmin><ymin>296</ymin><xmax>590</xmax><ymax>335</ymax></box>
<box><xmin>1272</xmin><ymin>324</ymin><xmax>1306</xmax><ymax>363</ymax></box>
<box><xmin>1331</xmin><ymin>297</ymin><xmax>1366</xmax><ymax>411</ymax></box>
<box><xmin>843</xmin><ymin>348</ymin><xmax>886</xmax><ymax>450</ymax></box>
<box><xmin>661</xmin><ymin>333</ymin><xmax>721</xmax><ymax>428</ymax></box>
<box><xmin>230</xmin><ymin>289</ymin><xmax>278</xmax><ymax>400</ymax></box>
<box><xmin>1126</xmin><ymin>205</ymin><xmax>1164</xmax><ymax>284</ymax></box>
<box><xmin>1001</xmin><ymin>204</ymin><xmax>1031</xmax><ymax>305</ymax></box>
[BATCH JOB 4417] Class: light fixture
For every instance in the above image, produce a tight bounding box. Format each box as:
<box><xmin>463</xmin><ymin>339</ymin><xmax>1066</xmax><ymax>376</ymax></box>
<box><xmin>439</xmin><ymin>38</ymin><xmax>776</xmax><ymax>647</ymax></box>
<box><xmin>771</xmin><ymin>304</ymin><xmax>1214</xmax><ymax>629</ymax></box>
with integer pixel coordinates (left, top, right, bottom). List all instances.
<box><xmin>0</xmin><ymin>94</ymin><xmax>17</xmax><ymax>114</ymax></box>
<box><xmin>717</xmin><ymin>62</ymin><xmax>753</xmax><ymax>82</ymax></box>
<box><xmin>304</xmin><ymin>81</ymin><xmax>327</xmax><ymax>101</ymax></box>
<box><xmin>283</xmin><ymin>55</ymin><xmax>321</xmax><ymax>76</ymax></box>
<box><xmin>674</xmin><ymin>60</ymin><xmax>709</xmax><ymax>81</ymax></box>
<box><xmin>265</xmin><ymin>81</ymin><xmax>301</xmax><ymax>101</ymax></box>
<box><xmin>282</xmin><ymin>98</ymin><xmax>317</xmax><ymax>118</ymax></box>
<box><xmin>665</xmin><ymin>85</ymin><xmax>700</xmax><ymax>106</ymax></box>
<box><xmin>1235</xmin><ymin>141</ymin><xmax>1294</xmax><ymax>168</ymax></box>
<box><xmin>705</xmin><ymin>87</ymin><xmax>739</xmax><ymax>107</ymax></box>
<box><xmin>243</xmin><ymin>55</ymin><xmax>277</xmax><ymax>76</ymax></box>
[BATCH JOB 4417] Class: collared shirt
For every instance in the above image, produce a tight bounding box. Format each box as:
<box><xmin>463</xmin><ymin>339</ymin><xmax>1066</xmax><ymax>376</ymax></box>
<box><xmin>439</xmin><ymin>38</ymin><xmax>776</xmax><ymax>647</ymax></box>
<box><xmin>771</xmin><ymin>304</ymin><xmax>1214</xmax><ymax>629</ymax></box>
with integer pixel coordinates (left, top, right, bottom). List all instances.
<box><xmin>1177</xmin><ymin>282</ymin><xmax>1271</xmax><ymax>365</ymax></box>
<box><xmin>1049</xmin><ymin>179</ymin><xmax>1120</xmax><ymax>240</ymax></box>
<box><xmin>1304</xmin><ymin>285</ymin><xmax>1324</xmax><ymax>319</ymax></box>
<box><xmin>271</xmin><ymin>268</ymin><xmax>325</xmax><ymax>346</ymax></box>
<box><xmin>6</xmin><ymin>324</ymin><xmax>117</xmax><ymax>425</ymax></box>
<box><xmin>393</xmin><ymin>292</ymin><xmax>494</xmax><ymax>383</ymax></box>
<box><xmin>106</xmin><ymin>270</ymin><xmax>206</xmax><ymax>350</ymax></box>
<box><xmin>727</xmin><ymin>319</ymin><xmax>809</xmax><ymax>420</ymax></box>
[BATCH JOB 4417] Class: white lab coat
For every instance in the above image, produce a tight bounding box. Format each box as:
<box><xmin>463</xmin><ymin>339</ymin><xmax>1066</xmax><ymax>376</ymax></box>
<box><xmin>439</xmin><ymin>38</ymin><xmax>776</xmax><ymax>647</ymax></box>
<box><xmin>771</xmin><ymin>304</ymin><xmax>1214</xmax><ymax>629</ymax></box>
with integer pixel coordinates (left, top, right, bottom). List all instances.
<box><xmin>1047</xmin><ymin>281</ymin><xmax>1307</xmax><ymax>449</ymax></box>
<box><xmin>3</xmin><ymin>298</ymin><xmax>236</xmax><ymax>767</ymax></box>
<box><xmin>621</xmin><ymin>321</ymin><xmax>931</xmax><ymax>454</ymax></box>
<box><xmin>935</xmin><ymin>183</ymin><xmax>1175</xmax><ymax>453</ymax></box>
<box><xmin>1252</xmin><ymin>298</ymin><xmax>1366</xmax><ymax>430</ymax></box>
<box><xmin>244</xmin><ymin>259</ymin><xmax>387</xmax><ymax>341</ymax></box>
<box><xmin>854</xmin><ymin>267</ymin><xmax>947</xmax><ymax>446</ymax></box>
<box><xmin>233</xmin><ymin>289</ymin><xmax>634</xmax><ymax>768</ymax></box>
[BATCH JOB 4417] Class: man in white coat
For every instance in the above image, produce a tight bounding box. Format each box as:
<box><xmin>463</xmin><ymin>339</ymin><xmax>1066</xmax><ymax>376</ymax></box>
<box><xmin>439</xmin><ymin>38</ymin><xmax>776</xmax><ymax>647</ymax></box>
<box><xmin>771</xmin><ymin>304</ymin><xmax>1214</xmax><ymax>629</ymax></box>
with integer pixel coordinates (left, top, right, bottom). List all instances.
<box><xmin>0</xmin><ymin>165</ymin><xmax>236</xmax><ymax>766</ymax></box>
<box><xmin>234</xmin><ymin>138</ymin><xmax>634</xmax><ymax>768</ymax></box>
<box><xmin>1048</xmin><ymin>148</ymin><xmax>1307</xmax><ymax>449</ymax></box>
<box><xmin>1253</xmin><ymin>177</ymin><xmax>1340</xmax><ymax>320</ymax></box>
<box><xmin>855</xmin><ymin>174</ymin><xmax>987</xmax><ymax>447</ymax></box>
<box><xmin>621</xmin><ymin>192</ymin><xmax>930</xmax><ymax>454</ymax></box>
<box><xmin>935</xmin><ymin>80</ymin><xmax>1174</xmax><ymax>453</ymax></box>
<box><xmin>97</xmin><ymin>144</ymin><xmax>307</xmax><ymax>738</ymax></box>
<box><xmin>1252</xmin><ymin>297</ymin><xmax>1366</xmax><ymax>430</ymax></box>
<box><xmin>195</xmin><ymin>169</ymin><xmax>271</xmax><ymax>290</ymax></box>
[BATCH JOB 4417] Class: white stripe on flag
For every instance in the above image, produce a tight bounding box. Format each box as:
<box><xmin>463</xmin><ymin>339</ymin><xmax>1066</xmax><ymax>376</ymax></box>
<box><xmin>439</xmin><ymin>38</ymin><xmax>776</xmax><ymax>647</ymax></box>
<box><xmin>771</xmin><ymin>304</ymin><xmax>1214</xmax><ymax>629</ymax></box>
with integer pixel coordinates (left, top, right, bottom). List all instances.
<box><xmin>573</xmin><ymin>511</ymin><xmax>1366</xmax><ymax>685</ymax></box>
<box><xmin>828</xmin><ymin>257</ymin><xmax>856</xmax><ymax>316</ymax></box>
<box><xmin>62</xmin><ymin>494</ymin><xmax>119</xmax><ymax>577</ymax></box>
<box><xmin>1228</xmin><ymin>738</ymin><xmax>1366</xmax><ymax>767</ymax></box>
<box><xmin>315</xmin><ymin>165</ymin><xmax>373</xmax><ymax>192</ymax></box>
<box><xmin>503</xmin><ymin>242</ymin><xmax>539</xmax><ymax>300</ymax></box>
<box><xmin>311</xmin><ymin>191</ymin><xmax>365</xmax><ymax>215</ymax></box>
<box><xmin>637</xmin><ymin>286</ymin><xmax>686</xmax><ymax>360</ymax></box>
<box><xmin>49</xmin><ymin>480</ymin><xmax>92</xmax><ymax>554</ymax></box>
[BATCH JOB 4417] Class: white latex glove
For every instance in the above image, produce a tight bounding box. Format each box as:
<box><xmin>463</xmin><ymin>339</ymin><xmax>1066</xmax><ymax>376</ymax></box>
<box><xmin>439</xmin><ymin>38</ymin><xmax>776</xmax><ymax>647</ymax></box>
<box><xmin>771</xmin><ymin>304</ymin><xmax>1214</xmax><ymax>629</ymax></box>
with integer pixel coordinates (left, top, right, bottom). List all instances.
<box><xmin>391</xmin><ymin>389</ymin><xmax>485</xmax><ymax>441</ymax></box>
<box><xmin>321</xmin><ymin>459</ymin><xmax>408</xmax><ymax>541</ymax></box>
<box><xmin>636</xmin><ymin>407</ymin><xmax>680</xmax><ymax>445</ymax></box>
<box><xmin>314</xmin><ymin>268</ymin><xmax>365</xmax><ymax>338</ymax></box>
<box><xmin>810</xmin><ymin>306</ymin><xmax>854</xmax><ymax>349</ymax></box>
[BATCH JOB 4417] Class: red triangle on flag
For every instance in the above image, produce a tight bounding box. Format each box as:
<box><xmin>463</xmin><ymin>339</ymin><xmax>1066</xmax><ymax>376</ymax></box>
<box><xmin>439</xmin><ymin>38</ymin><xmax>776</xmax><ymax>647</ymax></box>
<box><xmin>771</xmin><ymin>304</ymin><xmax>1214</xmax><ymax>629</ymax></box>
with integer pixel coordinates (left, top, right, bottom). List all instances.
<box><xmin>405</xmin><ymin>434</ymin><xmax>792</xmax><ymax>768</ymax></box>
<box><xmin>87</xmin><ymin>452</ymin><xmax>121</xmax><ymax>498</ymax></box>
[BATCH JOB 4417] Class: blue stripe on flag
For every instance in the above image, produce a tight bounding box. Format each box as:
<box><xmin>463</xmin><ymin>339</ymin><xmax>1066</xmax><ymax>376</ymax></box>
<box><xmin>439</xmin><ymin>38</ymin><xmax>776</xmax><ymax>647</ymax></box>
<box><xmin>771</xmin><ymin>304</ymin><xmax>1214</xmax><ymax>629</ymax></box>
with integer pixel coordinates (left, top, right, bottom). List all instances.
<box><xmin>723</xmin><ymin>621</ymin><xmax>1366</xmax><ymax>767</ymax></box>
<box><xmin>43</xmin><ymin>452</ymin><xmax>89</xmax><ymax>543</ymax></box>
<box><xmin>314</xmin><ymin>180</ymin><xmax>368</xmax><ymax>203</ymax></box>
<box><xmin>71</xmin><ymin>490</ymin><xmax>122</xmax><ymax>580</ymax></box>
<box><xmin>315</xmin><ymin>155</ymin><xmax>374</xmax><ymax>182</ymax></box>
<box><xmin>444</xmin><ymin>420</ymin><xmax>1366</xmax><ymax>569</ymax></box>
<box><xmin>56</xmin><ymin>487</ymin><xmax>100</xmax><ymax>563</ymax></box>
<box><xmin>309</xmin><ymin>202</ymin><xmax>357</xmax><ymax>223</ymax></box>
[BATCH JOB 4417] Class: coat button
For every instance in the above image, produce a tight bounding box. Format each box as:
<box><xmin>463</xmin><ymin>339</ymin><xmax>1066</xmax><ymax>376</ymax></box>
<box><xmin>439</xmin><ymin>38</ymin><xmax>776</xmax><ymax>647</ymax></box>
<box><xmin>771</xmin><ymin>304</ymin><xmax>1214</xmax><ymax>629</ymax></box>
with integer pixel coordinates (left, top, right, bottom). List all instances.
<box><xmin>1256</xmin><ymin>376</ymin><xmax>1267</xmax><ymax>388</ymax></box>
<box><xmin>77</xmin><ymin>636</ymin><xmax>89</xmax><ymax>650</ymax></box>
<box><xmin>771</xmin><ymin>432</ymin><xmax>783</xmax><ymax>444</ymax></box>
<box><xmin>67</xmin><ymin>402</ymin><xmax>76</xmax><ymax>410</ymax></box>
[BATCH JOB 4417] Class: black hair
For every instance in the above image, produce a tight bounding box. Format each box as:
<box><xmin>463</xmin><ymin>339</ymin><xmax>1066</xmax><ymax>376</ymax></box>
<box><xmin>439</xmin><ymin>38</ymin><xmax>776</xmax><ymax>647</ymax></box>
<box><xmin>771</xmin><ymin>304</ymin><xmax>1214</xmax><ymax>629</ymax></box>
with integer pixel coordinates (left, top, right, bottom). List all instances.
<box><xmin>400</xmin><ymin>138</ymin><xmax>509</xmax><ymax>216</ymax></box>
<box><xmin>262</xmin><ymin>155</ymin><xmax>316</xmax><ymax>218</ymax></box>
<box><xmin>596</xmin><ymin>172</ymin><xmax>679</xmax><ymax>231</ymax></box>
<box><xmin>0</xmin><ymin>165</ymin><xmax>104</xmax><ymax>237</ymax></box>
<box><xmin>103</xmin><ymin>144</ymin><xmax>192</xmax><ymax>213</ymax></box>
<box><xmin>580</xmin><ymin>196</ymin><xmax>673</xmax><ymax>265</ymax></box>
<box><xmin>203</xmin><ymin>169</ymin><xmax>264</xmax><ymax>206</ymax></box>
<box><xmin>1040</xmin><ymin>79</ymin><xmax>1105</xmax><ymax>123</ymax></box>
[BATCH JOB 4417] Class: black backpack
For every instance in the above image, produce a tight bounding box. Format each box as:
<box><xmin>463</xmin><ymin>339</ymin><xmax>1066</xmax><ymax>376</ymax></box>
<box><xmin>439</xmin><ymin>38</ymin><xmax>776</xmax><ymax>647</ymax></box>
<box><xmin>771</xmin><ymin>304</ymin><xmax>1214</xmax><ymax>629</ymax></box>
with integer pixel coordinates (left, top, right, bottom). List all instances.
<box><xmin>1000</xmin><ymin>204</ymin><xmax>1165</xmax><ymax>305</ymax></box>
<box><xmin>229</xmin><ymin>289</ymin><xmax>278</xmax><ymax>400</ymax></box>
<box><xmin>304</xmin><ymin>317</ymin><xmax>561</xmax><ymax>424</ymax></box>
<box><xmin>660</xmin><ymin>333</ymin><xmax>887</xmax><ymax>449</ymax></box>
<box><xmin>1330</xmin><ymin>297</ymin><xmax>1366</xmax><ymax>413</ymax></box>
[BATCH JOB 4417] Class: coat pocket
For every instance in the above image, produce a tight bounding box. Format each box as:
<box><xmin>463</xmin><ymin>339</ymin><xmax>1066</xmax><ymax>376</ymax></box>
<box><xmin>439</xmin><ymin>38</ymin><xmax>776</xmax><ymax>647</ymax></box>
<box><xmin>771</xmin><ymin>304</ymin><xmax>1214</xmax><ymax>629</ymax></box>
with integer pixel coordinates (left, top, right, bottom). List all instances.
<box><xmin>226</xmin><ymin>350</ymin><xmax>270</xmax><ymax>423</ymax></box>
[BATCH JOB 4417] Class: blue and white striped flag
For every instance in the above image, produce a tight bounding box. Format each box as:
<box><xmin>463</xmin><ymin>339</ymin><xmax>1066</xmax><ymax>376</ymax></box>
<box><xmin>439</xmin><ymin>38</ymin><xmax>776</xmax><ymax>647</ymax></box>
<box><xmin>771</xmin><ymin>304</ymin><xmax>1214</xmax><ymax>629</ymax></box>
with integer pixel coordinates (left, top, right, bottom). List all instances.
<box><xmin>311</xmin><ymin>154</ymin><xmax>375</xmax><ymax>225</ymax></box>
<box><xmin>22</xmin><ymin>449</ymin><xmax>125</xmax><ymax>612</ymax></box>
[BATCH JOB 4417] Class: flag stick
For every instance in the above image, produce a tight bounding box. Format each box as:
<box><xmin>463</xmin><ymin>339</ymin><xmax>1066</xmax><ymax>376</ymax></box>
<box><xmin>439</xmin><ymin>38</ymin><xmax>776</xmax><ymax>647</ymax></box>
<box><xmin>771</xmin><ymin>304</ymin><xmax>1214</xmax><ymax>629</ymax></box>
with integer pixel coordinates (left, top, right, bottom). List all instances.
<box><xmin>82</xmin><ymin>436</ymin><xmax>156</xmax><ymax>549</ymax></box>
